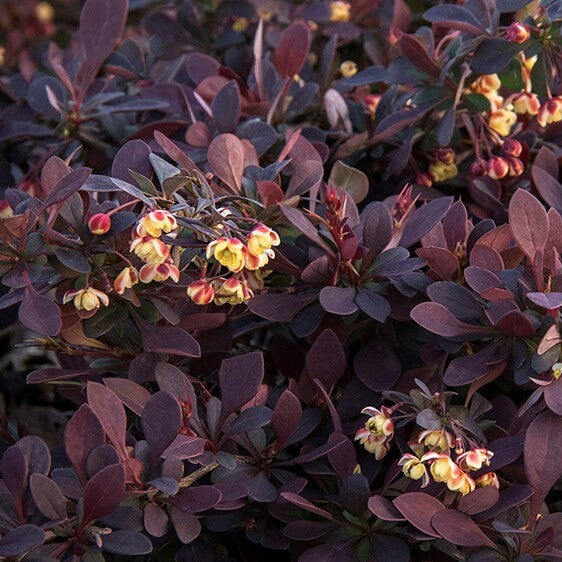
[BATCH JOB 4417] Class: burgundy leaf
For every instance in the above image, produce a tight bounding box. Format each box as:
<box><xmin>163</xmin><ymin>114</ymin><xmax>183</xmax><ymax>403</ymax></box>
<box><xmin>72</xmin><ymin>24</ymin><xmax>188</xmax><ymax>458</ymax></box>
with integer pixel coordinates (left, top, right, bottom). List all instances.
<box><xmin>354</xmin><ymin>289</ymin><xmax>391</xmax><ymax>323</ymax></box>
<box><xmin>29</xmin><ymin>473</ymin><xmax>67</xmax><ymax>521</ymax></box>
<box><xmin>393</xmin><ymin>493</ymin><xmax>445</xmax><ymax>537</ymax></box>
<box><xmin>219</xmin><ymin>352</ymin><xmax>264</xmax><ymax>416</ymax></box>
<box><xmin>0</xmin><ymin>525</ymin><xmax>45</xmax><ymax>557</ymax></box>
<box><xmin>102</xmin><ymin>530</ymin><xmax>153</xmax><ymax>555</ymax></box>
<box><xmin>40</xmin><ymin>167</ymin><xmax>92</xmax><ymax>210</ymax></box>
<box><xmin>15</xmin><ymin>435</ymin><xmax>50</xmax><ymax>476</ymax></box>
<box><xmin>399</xmin><ymin>197</ymin><xmax>452</xmax><ymax>248</ymax></box>
<box><xmin>361</xmin><ymin>202</ymin><xmax>393</xmax><ymax>257</ymax></box>
<box><xmin>368</xmin><ymin>496</ymin><xmax>406</xmax><ymax>521</ymax></box>
<box><xmin>144</xmin><ymin>503</ymin><xmax>169</xmax><ymax>538</ymax></box>
<box><xmin>354</xmin><ymin>338</ymin><xmax>401</xmax><ymax>391</ymax></box>
<box><xmin>212</xmin><ymin>80</ymin><xmax>241</xmax><ymax>134</ymax></box>
<box><xmin>411</xmin><ymin>302</ymin><xmax>491</xmax><ymax>338</ymax></box>
<box><xmin>0</xmin><ymin>446</ymin><xmax>27</xmax><ymax>518</ymax></box>
<box><xmin>104</xmin><ymin>378</ymin><xmax>151</xmax><ymax>416</ymax></box>
<box><xmin>272</xmin><ymin>390</ymin><xmax>302</xmax><ymax>448</ymax></box>
<box><xmin>18</xmin><ymin>285</ymin><xmax>61</xmax><ymax>337</ymax></box>
<box><xmin>457</xmin><ymin>487</ymin><xmax>499</xmax><ymax>516</ymax></box>
<box><xmin>508</xmin><ymin>189</ymin><xmax>548</xmax><ymax>261</ymax></box>
<box><xmin>431</xmin><ymin>509</ymin><xmax>495</xmax><ymax>547</ymax></box>
<box><xmin>445</xmin><ymin>345</ymin><xmax>508</xmax><ymax>385</ymax></box>
<box><xmin>274</xmin><ymin>21</ymin><xmax>311</xmax><ymax>78</ymax></box>
<box><xmin>248</xmin><ymin>293</ymin><xmax>318</xmax><ymax>322</ymax></box>
<box><xmin>319</xmin><ymin>286</ymin><xmax>358</xmax><ymax>315</ymax></box>
<box><xmin>169</xmin><ymin>507</ymin><xmax>201</xmax><ymax>544</ymax></box>
<box><xmin>81</xmin><ymin>463</ymin><xmax>126</xmax><ymax>528</ymax></box>
<box><xmin>544</xmin><ymin>378</ymin><xmax>562</xmax><ymax>415</ymax></box>
<box><xmin>136</xmin><ymin>317</ymin><xmax>201</xmax><ymax>358</ymax></box>
<box><xmin>207</xmin><ymin>134</ymin><xmax>245</xmax><ymax>192</ymax></box>
<box><xmin>306</xmin><ymin>329</ymin><xmax>345</xmax><ymax>389</ymax></box>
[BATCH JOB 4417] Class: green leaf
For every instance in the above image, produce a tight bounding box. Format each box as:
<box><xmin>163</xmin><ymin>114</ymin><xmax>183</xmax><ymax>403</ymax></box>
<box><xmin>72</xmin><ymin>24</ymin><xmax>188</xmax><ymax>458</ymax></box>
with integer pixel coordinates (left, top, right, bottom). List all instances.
<box><xmin>328</xmin><ymin>161</ymin><xmax>369</xmax><ymax>203</ymax></box>
<box><xmin>83</xmin><ymin>304</ymin><xmax>128</xmax><ymax>338</ymax></box>
<box><xmin>464</xmin><ymin>93</ymin><xmax>491</xmax><ymax>112</ymax></box>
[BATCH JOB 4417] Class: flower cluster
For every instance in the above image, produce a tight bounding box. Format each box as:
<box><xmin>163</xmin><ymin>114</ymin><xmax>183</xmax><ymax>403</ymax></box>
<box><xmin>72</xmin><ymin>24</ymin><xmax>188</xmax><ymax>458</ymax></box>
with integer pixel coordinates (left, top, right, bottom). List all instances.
<box><xmin>187</xmin><ymin>224</ymin><xmax>280</xmax><ymax>307</ymax></box>
<box><xmin>398</xmin><ymin>429</ymin><xmax>497</xmax><ymax>496</ymax></box>
<box><xmin>354</xmin><ymin>406</ymin><xmax>395</xmax><ymax>460</ymax></box>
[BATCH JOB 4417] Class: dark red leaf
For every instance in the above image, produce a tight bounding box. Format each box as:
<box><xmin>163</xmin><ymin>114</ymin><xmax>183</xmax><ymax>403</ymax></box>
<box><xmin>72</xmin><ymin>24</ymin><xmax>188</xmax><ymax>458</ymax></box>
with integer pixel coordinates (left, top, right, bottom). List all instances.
<box><xmin>18</xmin><ymin>285</ymin><xmax>61</xmax><ymax>337</ymax></box>
<box><xmin>431</xmin><ymin>509</ymin><xmax>495</xmax><ymax>547</ymax></box>
<box><xmin>272</xmin><ymin>390</ymin><xmax>302</xmax><ymax>448</ymax></box>
<box><xmin>219</xmin><ymin>352</ymin><xmax>264</xmax><ymax>416</ymax></box>
<box><xmin>274</xmin><ymin>21</ymin><xmax>311</xmax><ymax>78</ymax></box>
<box><xmin>29</xmin><ymin>473</ymin><xmax>67</xmax><ymax>521</ymax></box>
<box><xmin>393</xmin><ymin>493</ymin><xmax>445</xmax><ymax>537</ymax></box>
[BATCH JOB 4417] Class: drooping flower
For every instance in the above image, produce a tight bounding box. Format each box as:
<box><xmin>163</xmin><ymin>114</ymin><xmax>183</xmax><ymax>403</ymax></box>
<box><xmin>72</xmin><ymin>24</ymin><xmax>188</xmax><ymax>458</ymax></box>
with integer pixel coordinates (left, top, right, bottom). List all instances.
<box><xmin>475</xmin><ymin>472</ymin><xmax>500</xmax><ymax>489</ymax></box>
<box><xmin>243</xmin><ymin>247</ymin><xmax>270</xmax><ymax>271</ymax></box>
<box><xmin>501</xmin><ymin>138</ymin><xmax>522</xmax><ymax>157</ymax></box>
<box><xmin>418</xmin><ymin>429</ymin><xmax>455</xmax><ymax>453</ymax></box>
<box><xmin>489</xmin><ymin>108</ymin><xmax>517</xmax><ymax>137</ymax></box>
<box><xmin>512</xmin><ymin>92</ymin><xmax>540</xmax><ymax>115</ymax></box>
<box><xmin>246</xmin><ymin>225</ymin><xmax>281</xmax><ymax>257</ymax></box>
<box><xmin>457</xmin><ymin>448</ymin><xmax>494</xmax><ymax>471</ymax></box>
<box><xmin>398</xmin><ymin>454</ymin><xmax>430</xmax><ymax>487</ymax></box>
<box><xmin>447</xmin><ymin>469</ymin><xmax>476</xmax><ymax>496</ymax></box>
<box><xmin>423</xmin><ymin>452</ymin><xmax>458</xmax><ymax>483</ymax></box>
<box><xmin>88</xmin><ymin>213</ymin><xmax>111</xmax><ymax>235</ymax></box>
<box><xmin>354</xmin><ymin>406</ymin><xmax>394</xmax><ymax>459</ymax></box>
<box><xmin>139</xmin><ymin>261</ymin><xmax>180</xmax><ymax>284</ymax></box>
<box><xmin>187</xmin><ymin>279</ymin><xmax>215</xmax><ymax>305</ymax></box>
<box><xmin>63</xmin><ymin>287</ymin><xmax>109</xmax><ymax>311</ymax></box>
<box><xmin>130</xmin><ymin>236</ymin><xmax>171</xmax><ymax>264</ymax></box>
<box><xmin>114</xmin><ymin>267</ymin><xmax>139</xmax><ymax>294</ymax></box>
<box><xmin>136</xmin><ymin>210</ymin><xmax>177</xmax><ymax>238</ymax></box>
<box><xmin>206</xmin><ymin>237</ymin><xmax>245</xmax><ymax>273</ymax></box>
<box><xmin>364</xmin><ymin>94</ymin><xmax>382</xmax><ymax>118</ymax></box>
<box><xmin>537</xmin><ymin>96</ymin><xmax>562</xmax><ymax>127</ymax></box>
<box><xmin>212</xmin><ymin>277</ymin><xmax>246</xmax><ymax>306</ymax></box>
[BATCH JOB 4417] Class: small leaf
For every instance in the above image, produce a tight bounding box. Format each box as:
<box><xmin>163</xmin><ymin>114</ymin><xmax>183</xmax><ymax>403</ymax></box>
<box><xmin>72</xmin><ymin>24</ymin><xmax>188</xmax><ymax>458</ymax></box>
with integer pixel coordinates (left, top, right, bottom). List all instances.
<box><xmin>30</xmin><ymin>473</ymin><xmax>67</xmax><ymax>521</ymax></box>
<box><xmin>274</xmin><ymin>21</ymin><xmax>311</xmax><ymax>78</ymax></box>
<box><xmin>328</xmin><ymin>161</ymin><xmax>369</xmax><ymax>203</ymax></box>
<box><xmin>0</xmin><ymin>525</ymin><xmax>45</xmax><ymax>557</ymax></box>
<box><xmin>81</xmin><ymin>463</ymin><xmax>126</xmax><ymax>527</ymax></box>
<box><xmin>431</xmin><ymin>509</ymin><xmax>495</xmax><ymax>547</ymax></box>
<box><xmin>219</xmin><ymin>352</ymin><xmax>264</xmax><ymax>416</ymax></box>
<box><xmin>18</xmin><ymin>285</ymin><xmax>62</xmax><ymax>337</ymax></box>
<box><xmin>207</xmin><ymin>134</ymin><xmax>245</xmax><ymax>192</ymax></box>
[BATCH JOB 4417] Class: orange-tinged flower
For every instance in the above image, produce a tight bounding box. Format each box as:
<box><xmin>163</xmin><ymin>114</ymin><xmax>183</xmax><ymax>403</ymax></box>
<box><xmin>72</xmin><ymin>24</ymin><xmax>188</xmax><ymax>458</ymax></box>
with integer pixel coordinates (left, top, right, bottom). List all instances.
<box><xmin>330</xmin><ymin>0</ymin><xmax>351</xmax><ymax>22</ymax></box>
<box><xmin>422</xmin><ymin>452</ymin><xmax>459</xmax><ymax>483</ymax></box>
<box><xmin>447</xmin><ymin>470</ymin><xmax>476</xmax><ymax>495</ymax></box>
<box><xmin>243</xmin><ymin>247</ymin><xmax>269</xmax><ymax>271</ymax></box>
<box><xmin>537</xmin><ymin>96</ymin><xmax>562</xmax><ymax>127</ymax></box>
<box><xmin>476</xmin><ymin>472</ymin><xmax>500</xmax><ymax>489</ymax></box>
<box><xmin>487</xmin><ymin>156</ymin><xmax>510</xmax><ymax>179</ymax></box>
<box><xmin>471</xmin><ymin>74</ymin><xmax>501</xmax><ymax>94</ymax></box>
<box><xmin>114</xmin><ymin>267</ymin><xmax>139</xmax><ymax>294</ymax></box>
<box><xmin>398</xmin><ymin>454</ymin><xmax>430</xmax><ymax>487</ymax></box>
<box><xmin>36</xmin><ymin>2</ymin><xmax>55</xmax><ymax>24</ymax></box>
<box><xmin>507</xmin><ymin>156</ymin><xmax>524</xmax><ymax>176</ymax></box>
<box><xmin>340</xmin><ymin>61</ymin><xmax>357</xmax><ymax>77</ymax></box>
<box><xmin>187</xmin><ymin>279</ymin><xmax>215</xmax><ymax>305</ymax></box>
<box><xmin>206</xmin><ymin>237</ymin><xmax>245</xmax><ymax>273</ymax></box>
<box><xmin>489</xmin><ymin>108</ymin><xmax>517</xmax><ymax>136</ymax></box>
<box><xmin>506</xmin><ymin>22</ymin><xmax>529</xmax><ymax>43</ymax></box>
<box><xmin>457</xmin><ymin>448</ymin><xmax>494</xmax><ymax>471</ymax></box>
<box><xmin>136</xmin><ymin>210</ymin><xmax>177</xmax><ymax>238</ymax></box>
<box><xmin>0</xmin><ymin>200</ymin><xmax>13</xmax><ymax>218</ymax></box>
<box><xmin>139</xmin><ymin>261</ymin><xmax>180</xmax><ymax>284</ymax></box>
<box><xmin>88</xmin><ymin>213</ymin><xmax>111</xmax><ymax>235</ymax></box>
<box><xmin>130</xmin><ymin>236</ymin><xmax>171</xmax><ymax>264</ymax></box>
<box><xmin>364</xmin><ymin>94</ymin><xmax>382</xmax><ymax>118</ymax></box>
<box><xmin>418</xmin><ymin>429</ymin><xmax>455</xmax><ymax>453</ymax></box>
<box><xmin>63</xmin><ymin>287</ymin><xmax>109</xmax><ymax>311</ymax></box>
<box><xmin>415</xmin><ymin>171</ymin><xmax>433</xmax><ymax>187</ymax></box>
<box><xmin>512</xmin><ymin>92</ymin><xmax>540</xmax><ymax>115</ymax></box>
<box><xmin>247</xmin><ymin>225</ymin><xmax>281</xmax><ymax>257</ymax></box>
<box><xmin>212</xmin><ymin>277</ymin><xmax>246</xmax><ymax>306</ymax></box>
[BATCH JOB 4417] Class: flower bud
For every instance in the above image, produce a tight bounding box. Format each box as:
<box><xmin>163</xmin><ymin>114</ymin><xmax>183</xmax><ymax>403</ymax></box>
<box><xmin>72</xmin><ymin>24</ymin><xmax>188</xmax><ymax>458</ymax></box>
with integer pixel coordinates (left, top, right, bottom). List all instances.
<box><xmin>340</xmin><ymin>60</ymin><xmax>358</xmax><ymax>77</ymax></box>
<box><xmin>114</xmin><ymin>267</ymin><xmax>139</xmax><ymax>294</ymax></box>
<box><xmin>470</xmin><ymin>157</ymin><xmax>488</xmax><ymax>176</ymax></box>
<box><xmin>212</xmin><ymin>277</ymin><xmax>245</xmax><ymax>306</ymax></box>
<box><xmin>506</xmin><ymin>22</ymin><xmax>530</xmax><ymax>43</ymax></box>
<box><xmin>415</xmin><ymin>171</ymin><xmax>433</xmax><ymax>187</ymax></box>
<box><xmin>487</xmin><ymin>156</ymin><xmax>509</xmax><ymax>179</ymax></box>
<box><xmin>187</xmin><ymin>279</ymin><xmax>215</xmax><ymax>305</ymax></box>
<box><xmin>139</xmin><ymin>261</ymin><xmax>180</xmax><ymax>284</ymax></box>
<box><xmin>88</xmin><ymin>213</ymin><xmax>111</xmax><ymax>235</ymax></box>
<box><xmin>507</xmin><ymin>156</ymin><xmax>524</xmax><ymax>176</ymax></box>
<box><xmin>512</xmin><ymin>92</ymin><xmax>540</xmax><ymax>115</ymax></box>
<box><xmin>364</xmin><ymin>94</ymin><xmax>382</xmax><ymax>118</ymax></box>
<box><xmin>130</xmin><ymin>236</ymin><xmax>171</xmax><ymax>264</ymax></box>
<box><xmin>429</xmin><ymin>161</ymin><xmax>458</xmax><ymax>183</ymax></box>
<box><xmin>501</xmin><ymin>138</ymin><xmax>522</xmax><ymax>157</ymax></box>
<box><xmin>434</xmin><ymin>147</ymin><xmax>455</xmax><ymax>165</ymax></box>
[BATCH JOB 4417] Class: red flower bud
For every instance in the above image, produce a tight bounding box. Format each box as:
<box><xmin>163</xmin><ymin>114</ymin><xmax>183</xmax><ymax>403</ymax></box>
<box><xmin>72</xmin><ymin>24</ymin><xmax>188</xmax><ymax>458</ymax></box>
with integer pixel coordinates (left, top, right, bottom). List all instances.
<box><xmin>507</xmin><ymin>156</ymin><xmax>524</xmax><ymax>176</ymax></box>
<box><xmin>487</xmin><ymin>156</ymin><xmax>509</xmax><ymax>180</ymax></box>
<box><xmin>434</xmin><ymin>147</ymin><xmax>455</xmax><ymax>165</ymax></box>
<box><xmin>415</xmin><ymin>171</ymin><xmax>433</xmax><ymax>187</ymax></box>
<box><xmin>506</xmin><ymin>22</ymin><xmax>529</xmax><ymax>44</ymax></box>
<box><xmin>470</xmin><ymin>157</ymin><xmax>487</xmax><ymax>176</ymax></box>
<box><xmin>501</xmin><ymin>139</ymin><xmax>522</xmax><ymax>157</ymax></box>
<box><xmin>88</xmin><ymin>213</ymin><xmax>111</xmax><ymax>235</ymax></box>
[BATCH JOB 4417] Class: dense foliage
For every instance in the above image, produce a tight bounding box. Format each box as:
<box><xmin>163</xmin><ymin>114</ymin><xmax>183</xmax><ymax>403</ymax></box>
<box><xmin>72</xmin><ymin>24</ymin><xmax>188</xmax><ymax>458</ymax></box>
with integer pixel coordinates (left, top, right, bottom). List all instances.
<box><xmin>1</xmin><ymin>0</ymin><xmax>562</xmax><ymax>559</ymax></box>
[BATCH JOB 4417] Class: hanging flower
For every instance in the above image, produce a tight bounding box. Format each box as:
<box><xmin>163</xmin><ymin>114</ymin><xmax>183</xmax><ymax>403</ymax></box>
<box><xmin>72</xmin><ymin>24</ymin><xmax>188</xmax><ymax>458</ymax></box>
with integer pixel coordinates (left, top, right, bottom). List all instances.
<box><xmin>398</xmin><ymin>454</ymin><xmax>430</xmax><ymax>487</ymax></box>
<box><xmin>512</xmin><ymin>92</ymin><xmax>540</xmax><ymax>115</ymax></box>
<box><xmin>136</xmin><ymin>210</ymin><xmax>177</xmax><ymax>238</ymax></box>
<box><xmin>206</xmin><ymin>237</ymin><xmax>246</xmax><ymax>273</ymax></box>
<box><xmin>114</xmin><ymin>267</ymin><xmax>139</xmax><ymax>294</ymax></box>
<box><xmin>130</xmin><ymin>236</ymin><xmax>171</xmax><ymax>264</ymax></box>
<box><xmin>88</xmin><ymin>213</ymin><xmax>111</xmax><ymax>235</ymax></box>
<box><xmin>246</xmin><ymin>225</ymin><xmax>281</xmax><ymax>257</ymax></box>
<box><xmin>418</xmin><ymin>429</ymin><xmax>455</xmax><ymax>453</ymax></box>
<box><xmin>489</xmin><ymin>108</ymin><xmax>517</xmax><ymax>136</ymax></box>
<box><xmin>457</xmin><ymin>448</ymin><xmax>494</xmax><ymax>471</ymax></box>
<box><xmin>537</xmin><ymin>96</ymin><xmax>562</xmax><ymax>127</ymax></box>
<box><xmin>330</xmin><ymin>0</ymin><xmax>351</xmax><ymax>22</ymax></box>
<box><xmin>139</xmin><ymin>261</ymin><xmax>180</xmax><ymax>284</ymax></box>
<box><xmin>212</xmin><ymin>277</ymin><xmax>246</xmax><ymax>306</ymax></box>
<box><xmin>187</xmin><ymin>279</ymin><xmax>215</xmax><ymax>305</ymax></box>
<box><xmin>63</xmin><ymin>287</ymin><xmax>109</xmax><ymax>311</ymax></box>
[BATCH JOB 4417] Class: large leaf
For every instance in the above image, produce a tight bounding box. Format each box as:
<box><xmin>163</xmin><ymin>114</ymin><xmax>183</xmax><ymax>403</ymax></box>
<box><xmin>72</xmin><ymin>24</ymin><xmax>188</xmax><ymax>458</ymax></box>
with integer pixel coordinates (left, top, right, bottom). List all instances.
<box><xmin>0</xmin><ymin>525</ymin><xmax>45</xmax><ymax>557</ymax></box>
<box><xmin>508</xmin><ymin>189</ymin><xmax>548</xmax><ymax>261</ymax></box>
<box><xmin>18</xmin><ymin>285</ymin><xmax>61</xmax><ymax>337</ymax></box>
<box><xmin>29</xmin><ymin>473</ymin><xmax>67</xmax><ymax>521</ymax></box>
<box><xmin>274</xmin><ymin>21</ymin><xmax>311</xmax><ymax>78</ymax></box>
<box><xmin>207</xmin><ymin>133</ymin><xmax>245</xmax><ymax>192</ymax></box>
<box><xmin>219</xmin><ymin>352</ymin><xmax>264</xmax><ymax>416</ymax></box>
<box><xmin>328</xmin><ymin>161</ymin><xmax>369</xmax><ymax>203</ymax></box>
<box><xmin>393</xmin><ymin>493</ymin><xmax>444</xmax><ymax>537</ymax></box>
<box><xmin>431</xmin><ymin>509</ymin><xmax>495</xmax><ymax>547</ymax></box>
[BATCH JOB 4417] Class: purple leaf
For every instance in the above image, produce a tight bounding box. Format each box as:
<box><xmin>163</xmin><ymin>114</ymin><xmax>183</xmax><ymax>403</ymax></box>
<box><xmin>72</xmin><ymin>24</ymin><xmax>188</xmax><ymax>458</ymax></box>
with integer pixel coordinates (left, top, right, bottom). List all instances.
<box><xmin>280</xmin><ymin>205</ymin><xmax>334</xmax><ymax>255</ymax></box>
<box><xmin>272</xmin><ymin>390</ymin><xmax>302</xmax><ymax>448</ymax></box>
<box><xmin>354</xmin><ymin>338</ymin><xmax>401</xmax><ymax>391</ymax></box>
<box><xmin>354</xmin><ymin>289</ymin><xmax>391</xmax><ymax>323</ymax></box>
<box><xmin>207</xmin><ymin>134</ymin><xmax>245</xmax><ymax>192</ymax></box>
<box><xmin>212</xmin><ymin>80</ymin><xmax>241</xmax><ymax>134</ymax></box>
<box><xmin>162</xmin><ymin>435</ymin><xmax>207</xmax><ymax>460</ymax></box>
<box><xmin>494</xmin><ymin>310</ymin><xmax>535</xmax><ymax>338</ymax></box>
<box><xmin>368</xmin><ymin>496</ymin><xmax>406</xmax><ymax>521</ymax></box>
<box><xmin>0</xmin><ymin>446</ymin><xmax>27</xmax><ymax>518</ymax></box>
<box><xmin>411</xmin><ymin>302</ymin><xmax>491</xmax><ymax>338</ymax></box>
<box><xmin>169</xmin><ymin>507</ymin><xmax>201</xmax><ymax>544</ymax></box>
<box><xmin>274</xmin><ymin>21</ymin><xmax>311</xmax><ymax>78</ymax></box>
<box><xmin>393</xmin><ymin>493</ymin><xmax>445</xmax><ymax>537</ymax></box>
<box><xmin>427</xmin><ymin>281</ymin><xmax>482</xmax><ymax>321</ymax></box>
<box><xmin>104</xmin><ymin>378</ymin><xmax>151</xmax><ymax>416</ymax></box>
<box><xmin>0</xmin><ymin>525</ymin><xmax>45</xmax><ymax>557</ymax></box>
<box><xmin>532</xmin><ymin>165</ymin><xmax>562</xmax><ymax>210</ymax></box>
<box><xmin>544</xmin><ymin>378</ymin><xmax>562</xmax><ymax>416</ymax></box>
<box><xmin>508</xmin><ymin>189</ymin><xmax>548</xmax><ymax>261</ymax></box>
<box><xmin>102</xmin><ymin>530</ymin><xmax>153</xmax><ymax>555</ymax></box>
<box><xmin>283</xmin><ymin>521</ymin><xmax>339</xmax><ymax>540</ymax></box>
<box><xmin>527</xmin><ymin>292</ymin><xmax>562</xmax><ymax>309</ymax></box>
<box><xmin>136</xmin><ymin>316</ymin><xmax>201</xmax><ymax>358</ymax></box>
<box><xmin>219</xmin><ymin>352</ymin><xmax>264</xmax><ymax>416</ymax></box>
<box><xmin>15</xmin><ymin>435</ymin><xmax>50</xmax><ymax>476</ymax></box>
<box><xmin>141</xmin><ymin>391</ymin><xmax>182</xmax><ymax>465</ymax></box>
<box><xmin>18</xmin><ymin>285</ymin><xmax>61</xmax><ymax>336</ymax></box>
<box><xmin>457</xmin><ymin>487</ymin><xmax>499</xmax><ymax>516</ymax></box>
<box><xmin>86</xmin><ymin>444</ymin><xmax>120</xmax><ymax>477</ymax></box>
<box><xmin>29</xmin><ymin>473</ymin><xmax>67</xmax><ymax>521</ymax></box>
<box><xmin>64</xmin><ymin>404</ymin><xmax>105</xmax><ymax>484</ymax></box>
<box><xmin>40</xmin><ymin>167</ymin><xmax>92</xmax><ymax>210</ymax></box>
<box><xmin>249</xmin><ymin>292</ymin><xmax>318</xmax><ymax>322</ymax></box>
<box><xmin>361</xmin><ymin>202</ymin><xmax>393</xmax><ymax>257</ymax></box>
<box><xmin>431</xmin><ymin>509</ymin><xmax>495</xmax><ymax>547</ymax></box>
<box><xmin>81</xmin><ymin>463</ymin><xmax>126</xmax><ymax>528</ymax></box>
<box><xmin>319</xmin><ymin>286</ymin><xmax>358</xmax><ymax>315</ymax></box>
<box><xmin>524</xmin><ymin>410</ymin><xmax>562</xmax><ymax>520</ymax></box>
<box><xmin>445</xmin><ymin>345</ymin><xmax>508</xmax><ymax>385</ymax></box>
<box><xmin>473</xmin><ymin>485</ymin><xmax>534</xmax><ymax>522</ymax></box>
<box><xmin>144</xmin><ymin>503</ymin><xmax>169</xmax><ymax>538</ymax></box>
<box><xmin>399</xmin><ymin>197</ymin><xmax>452</xmax><ymax>248</ymax></box>
<box><xmin>227</xmin><ymin>406</ymin><xmax>272</xmax><ymax>434</ymax></box>
<box><xmin>306</xmin><ymin>329</ymin><xmax>345</xmax><ymax>389</ymax></box>
<box><xmin>172</xmin><ymin>486</ymin><xmax>222</xmax><ymax>513</ymax></box>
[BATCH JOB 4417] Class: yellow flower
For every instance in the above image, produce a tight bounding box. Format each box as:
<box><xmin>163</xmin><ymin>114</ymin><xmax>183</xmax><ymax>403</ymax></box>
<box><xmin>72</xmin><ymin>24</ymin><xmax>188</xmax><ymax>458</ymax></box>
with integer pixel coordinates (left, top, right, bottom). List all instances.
<box><xmin>330</xmin><ymin>0</ymin><xmax>351</xmax><ymax>22</ymax></box>
<box><xmin>207</xmin><ymin>237</ymin><xmax>246</xmax><ymax>272</ymax></box>
<box><xmin>447</xmin><ymin>470</ymin><xmax>476</xmax><ymax>496</ymax></box>
<box><xmin>476</xmin><ymin>472</ymin><xmax>499</xmax><ymax>489</ymax></box>
<box><xmin>537</xmin><ymin>96</ymin><xmax>562</xmax><ymax>127</ymax></box>
<box><xmin>36</xmin><ymin>2</ymin><xmax>55</xmax><ymax>24</ymax></box>
<box><xmin>63</xmin><ymin>288</ymin><xmax>109</xmax><ymax>311</ymax></box>
<box><xmin>489</xmin><ymin>108</ymin><xmax>517</xmax><ymax>136</ymax></box>
<box><xmin>130</xmin><ymin>236</ymin><xmax>171</xmax><ymax>264</ymax></box>
<box><xmin>212</xmin><ymin>277</ymin><xmax>247</xmax><ymax>306</ymax></box>
<box><xmin>398</xmin><ymin>454</ymin><xmax>429</xmax><ymax>487</ymax></box>
<box><xmin>136</xmin><ymin>210</ymin><xmax>177</xmax><ymax>238</ymax></box>
<box><xmin>422</xmin><ymin>453</ymin><xmax>457</xmax><ymax>483</ymax></box>
<box><xmin>232</xmin><ymin>17</ymin><xmax>249</xmax><ymax>32</ymax></box>
<box><xmin>139</xmin><ymin>261</ymin><xmax>180</xmax><ymax>284</ymax></box>
<box><xmin>471</xmin><ymin>74</ymin><xmax>501</xmax><ymax>94</ymax></box>
<box><xmin>418</xmin><ymin>429</ymin><xmax>455</xmax><ymax>453</ymax></box>
<box><xmin>512</xmin><ymin>92</ymin><xmax>540</xmax><ymax>115</ymax></box>
<box><xmin>246</xmin><ymin>224</ymin><xmax>280</xmax><ymax>257</ymax></box>
<box><xmin>457</xmin><ymin>448</ymin><xmax>493</xmax><ymax>471</ymax></box>
<box><xmin>114</xmin><ymin>267</ymin><xmax>139</xmax><ymax>294</ymax></box>
<box><xmin>429</xmin><ymin>161</ymin><xmax>458</xmax><ymax>182</ymax></box>
<box><xmin>243</xmin><ymin>248</ymin><xmax>269</xmax><ymax>271</ymax></box>
<box><xmin>340</xmin><ymin>61</ymin><xmax>358</xmax><ymax>77</ymax></box>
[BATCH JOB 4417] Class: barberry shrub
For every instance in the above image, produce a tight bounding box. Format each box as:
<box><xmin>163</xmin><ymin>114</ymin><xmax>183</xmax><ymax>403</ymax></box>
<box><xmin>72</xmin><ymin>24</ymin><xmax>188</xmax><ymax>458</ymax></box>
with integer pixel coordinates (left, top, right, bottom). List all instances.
<box><xmin>1</xmin><ymin>0</ymin><xmax>562</xmax><ymax>560</ymax></box>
